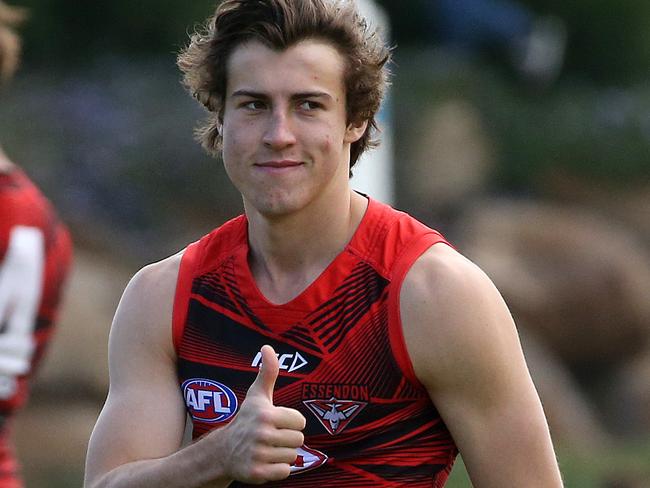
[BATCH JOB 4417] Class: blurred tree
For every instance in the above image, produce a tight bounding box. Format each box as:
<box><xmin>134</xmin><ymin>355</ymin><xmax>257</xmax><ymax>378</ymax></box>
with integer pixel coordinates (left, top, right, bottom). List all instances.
<box><xmin>521</xmin><ymin>0</ymin><xmax>650</xmax><ymax>83</ymax></box>
<box><xmin>3</xmin><ymin>0</ymin><xmax>649</xmax><ymax>259</ymax></box>
<box><xmin>17</xmin><ymin>0</ymin><xmax>216</xmax><ymax>66</ymax></box>
<box><xmin>378</xmin><ymin>0</ymin><xmax>650</xmax><ymax>84</ymax></box>
<box><xmin>376</xmin><ymin>0</ymin><xmax>430</xmax><ymax>45</ymax></box>
<box><xmin>16</xmin><ymin>0</ymin><xmax>650</xmax><ymax>82</ymax></box>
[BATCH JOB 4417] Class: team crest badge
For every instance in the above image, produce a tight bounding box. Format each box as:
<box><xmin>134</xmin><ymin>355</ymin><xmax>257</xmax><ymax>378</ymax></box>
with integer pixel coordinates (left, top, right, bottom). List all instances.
<box><xmin>303</xmin><ymin>397</ymin><xmax>367</xmax><ymax>435</ymax></box>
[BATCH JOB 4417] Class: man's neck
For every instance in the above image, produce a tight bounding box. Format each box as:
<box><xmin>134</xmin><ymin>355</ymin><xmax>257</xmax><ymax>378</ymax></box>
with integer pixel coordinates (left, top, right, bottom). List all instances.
<box><xmin>246</xmin><ymin>190</ymin><xmax>368</xmax><ymax>304</ymax></box>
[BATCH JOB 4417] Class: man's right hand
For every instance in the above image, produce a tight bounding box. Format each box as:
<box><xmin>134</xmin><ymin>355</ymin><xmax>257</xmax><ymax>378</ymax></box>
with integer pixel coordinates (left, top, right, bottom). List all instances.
<box><xmin>218</xmin><ymin>344</ymin><xmax>306</xmax><ymax>484</ymax></box>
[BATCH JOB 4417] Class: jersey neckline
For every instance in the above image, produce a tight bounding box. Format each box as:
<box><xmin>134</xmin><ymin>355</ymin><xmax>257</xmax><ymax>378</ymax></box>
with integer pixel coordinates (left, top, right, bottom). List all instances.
<box><xmin>235</xmin><ymin>195</ymin><xmax>386</xmax><ymax>311</ymax></box>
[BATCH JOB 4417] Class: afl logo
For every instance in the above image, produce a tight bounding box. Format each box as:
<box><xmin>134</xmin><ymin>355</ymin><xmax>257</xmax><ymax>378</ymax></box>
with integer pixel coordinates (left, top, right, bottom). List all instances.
<box><xmin>182</xmin><ymin>379</ymin><xmax>238</xmax><ymax>423</ymax></box>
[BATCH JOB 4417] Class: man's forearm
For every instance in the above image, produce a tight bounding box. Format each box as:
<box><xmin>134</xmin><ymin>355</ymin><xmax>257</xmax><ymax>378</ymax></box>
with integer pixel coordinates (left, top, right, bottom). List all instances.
<box><xmin>86</xmin><ymin>437</ymin><xmax>232</xmax><ymax>488</ymax></box>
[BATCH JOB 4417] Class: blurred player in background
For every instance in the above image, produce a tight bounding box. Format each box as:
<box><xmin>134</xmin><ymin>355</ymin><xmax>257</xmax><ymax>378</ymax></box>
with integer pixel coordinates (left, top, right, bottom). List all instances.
<box><xmin>85</xmin><ymin>0</ymin><xmax>562</xmax><ymax>486</ymax></box>
<box><xmin>0</xmin><ymin>1</ymin><xmax>73</xmax><ymax>486</ymax></box>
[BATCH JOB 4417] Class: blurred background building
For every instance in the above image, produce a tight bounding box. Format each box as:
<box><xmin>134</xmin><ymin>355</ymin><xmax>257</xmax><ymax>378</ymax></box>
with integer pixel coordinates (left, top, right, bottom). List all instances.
<box><xmin>1</xmin><ymin>0</ymin><xmax>650</xmax><ymax>486</ymax></box>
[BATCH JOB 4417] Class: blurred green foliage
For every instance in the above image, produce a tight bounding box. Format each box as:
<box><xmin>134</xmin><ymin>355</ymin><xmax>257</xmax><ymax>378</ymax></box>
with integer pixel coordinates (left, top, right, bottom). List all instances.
<box><xmin>18</xmin><ymin>0</ymin><xmax>216</xmax><ymax>66</ymax></box>
<box><xmin>379</xmin><ymin>0</ymin><xmax>650</xmax><ymax>84</ymax></box>
<box><xmin>3</xmin><ymin>0</ymin><xmax>649</xmax><ymax>259</ymax></box>
<box><xmin>14</xmin><ymin>0</ymin><xmax>650</xmax><ymax>83</ymax></box>
<box><xmin>521</xmin><ymin>0</ymin><xmax>650</xmax><ymax>83</ymax></box>
<box><xmin>393</xmin><ymin>49</ymin><xmax>650</xmax><ymax>195</ymax></box>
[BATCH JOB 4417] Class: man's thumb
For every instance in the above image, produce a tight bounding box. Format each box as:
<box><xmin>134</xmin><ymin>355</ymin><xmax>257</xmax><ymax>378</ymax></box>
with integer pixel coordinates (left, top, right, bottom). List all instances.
<box><xmin>248</xmin><ymin>344</ymin><xmax>279</xmax><ymax>401</ymax></box>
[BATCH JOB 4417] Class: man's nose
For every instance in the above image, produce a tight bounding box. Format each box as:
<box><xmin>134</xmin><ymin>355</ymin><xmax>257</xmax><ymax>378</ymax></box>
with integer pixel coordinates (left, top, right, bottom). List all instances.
<box><xmin>262</xmin><ymin>110</ymin><xmax>297</xmax><ymax>149</ymax></box>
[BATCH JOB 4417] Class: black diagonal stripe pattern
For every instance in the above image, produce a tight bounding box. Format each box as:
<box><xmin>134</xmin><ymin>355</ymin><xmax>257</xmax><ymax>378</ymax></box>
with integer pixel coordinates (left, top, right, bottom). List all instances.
<box><xmin>192</xmin><ymin>257</ymin><xmax>270</xmax><ymax>332</ymax></box>
<box><xmin>280</xmin><ymin>323</ymin><xmax>323</xmax><ymax>356</ymax></box>
<box><xmin>221</xmin><ymin>258</ymin><xmax>271</xmax><ymax>332</ymax></box>
<box><xmin>192</xmin><ymin>262</ymin><xmax>240</xmax><ymax>317</ymax></box>
<box><xmin>307</xmin><ymin>262</ymin><xmax>388</xmax><ymax>353</ymax></box>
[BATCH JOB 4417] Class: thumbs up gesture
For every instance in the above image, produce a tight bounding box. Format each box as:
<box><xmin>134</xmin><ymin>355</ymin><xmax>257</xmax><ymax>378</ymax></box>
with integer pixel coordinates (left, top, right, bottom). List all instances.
<box><xmin>248</xmin><ymin>344</ymin><xmax>284</xmax><ymax>401</ymax></box>
<box><xmin>219</xmin><ymin>345</ymin><xmax>306</xmax><ymax>484</ymax></box>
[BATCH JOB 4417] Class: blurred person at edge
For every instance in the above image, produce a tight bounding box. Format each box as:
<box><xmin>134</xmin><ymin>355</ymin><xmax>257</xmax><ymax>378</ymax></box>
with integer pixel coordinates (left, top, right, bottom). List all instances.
<box><xmin>0</xmin><ymin>2</ymin><xmax>73</xmax><ymax>486</ymax></box>
<box><xmin>84</xmin><ymin>1</ymin><xmax>562</xmax><ymax>487</ymax></box>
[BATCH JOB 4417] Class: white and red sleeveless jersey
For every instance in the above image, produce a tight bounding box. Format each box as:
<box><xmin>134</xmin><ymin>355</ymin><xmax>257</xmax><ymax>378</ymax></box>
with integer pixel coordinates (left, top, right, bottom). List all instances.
<box><xmin>173</xmin><ymin>197</ymin><xmax>458</xmax><ymax>487</ymax></box>
<box><xmin>0</xmin><ymin>167</ymin><xmax>73</xmax><ymax>486</ymax></box>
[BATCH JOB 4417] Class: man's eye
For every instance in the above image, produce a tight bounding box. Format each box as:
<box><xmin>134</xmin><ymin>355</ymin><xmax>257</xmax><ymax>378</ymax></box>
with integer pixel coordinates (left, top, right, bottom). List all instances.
<box><xmin>244</xmin><ymin>101</ymin><xmax>265</xmax><ymax>110</ymax></box>
<box><xmin>299</xmin><ymin>101</ymin><xmax>320</xmax><ymax>111</ymax></box>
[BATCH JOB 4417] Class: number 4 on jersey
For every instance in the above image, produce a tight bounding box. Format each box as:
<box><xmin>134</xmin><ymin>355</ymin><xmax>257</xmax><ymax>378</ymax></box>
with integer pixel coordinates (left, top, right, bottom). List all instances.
<box><xmin>0</xmin><ymin>226</ymin><xmax>45</xmax><ymax>398</ymax></box>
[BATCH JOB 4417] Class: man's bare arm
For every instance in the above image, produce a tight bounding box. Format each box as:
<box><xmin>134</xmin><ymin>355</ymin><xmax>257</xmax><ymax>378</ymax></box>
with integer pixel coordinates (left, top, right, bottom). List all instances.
<box><xmin>401</xmin><ymin>244</ymin><xmax>563</xmax><ymax>488</ymax></box>
<box><xmin>84</xmin><ymin>253</ymin><xmax>306</xmax><ymax>488</ymax></box>
<box><xmin>84</xmin><ymin>253</ymin><xmax>215</xmax><ymax>488</ymax></box>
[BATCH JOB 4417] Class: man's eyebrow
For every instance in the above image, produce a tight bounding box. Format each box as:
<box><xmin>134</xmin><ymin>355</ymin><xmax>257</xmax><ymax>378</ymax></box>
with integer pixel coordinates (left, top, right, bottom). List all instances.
<box><xmin>291</xmin><ymin>91</ymin><xmax>332</xmax><ymax>100</ymax></box>
<box><xmin>230</xmin><ymin>90</ymin><xmax>333</xmax><ymax>100</ymax></box>
<box><xmin>231</xmin><ymin>90</ymin><xmax>268</xmax><ymax>99</ymax></box>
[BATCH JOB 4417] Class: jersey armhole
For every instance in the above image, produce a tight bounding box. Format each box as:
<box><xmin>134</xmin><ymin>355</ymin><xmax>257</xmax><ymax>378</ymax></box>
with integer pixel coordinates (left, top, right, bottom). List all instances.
<box><xmin>172</xmin><ymin>241</ymin><xmax>201</xmax><ymax>353</ymax></box>
<box><xmin>387</xmin><ymin>232</ymin><xmax>452</xmax><ymax>385</ymax></box>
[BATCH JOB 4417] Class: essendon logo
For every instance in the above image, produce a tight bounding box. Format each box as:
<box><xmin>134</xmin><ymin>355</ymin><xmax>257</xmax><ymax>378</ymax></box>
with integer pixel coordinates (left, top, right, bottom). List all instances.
<box><xmin>302</xmin><ymin>383</ymin><xmax>369</xmax><ymax>435</ymax></box>
<box><xmin>303</xmin><ymin>398</ymin><xmax>367</xmax><ymax>435</ymax></box>
<box><xmin>290</xmin><ymin>445</ymin><xmax>328</xmax><ymax>475</ymax></box>
<box><xmin>182</xmin><ymin>379</ymin><xmax>238</xmax><ymax>423</ymax></box>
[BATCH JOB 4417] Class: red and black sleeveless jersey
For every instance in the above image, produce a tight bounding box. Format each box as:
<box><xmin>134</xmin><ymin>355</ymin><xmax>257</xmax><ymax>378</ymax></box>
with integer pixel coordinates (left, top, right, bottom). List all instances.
<box><xmin>0</xmin><ymin>167</ymin><xmax>73</xmax><ymax>484</ymax></box>
<box><xmin>173</xmin><ymin>198</ymin><xmax>458</xmax><ymax>487</ymax></box>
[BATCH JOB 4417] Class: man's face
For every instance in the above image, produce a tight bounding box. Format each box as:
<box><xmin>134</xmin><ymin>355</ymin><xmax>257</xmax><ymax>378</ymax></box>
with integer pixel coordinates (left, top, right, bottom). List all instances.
<box><xmin>221</xmin><ymin>39</ymin><xmax>366</xmax><ymax>218</ymax></box>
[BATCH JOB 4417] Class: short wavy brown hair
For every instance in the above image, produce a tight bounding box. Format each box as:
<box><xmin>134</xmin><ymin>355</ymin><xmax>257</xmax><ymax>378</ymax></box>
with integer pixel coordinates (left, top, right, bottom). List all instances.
<box><xmin>0</xmin><ymin>1</ymin><xmax>27</xmax><ymax>84</ymax></box>
<box><xmin>178</xmin><ymin>0</ymin><xmax>391</xmax><ymax>171</ymax></box>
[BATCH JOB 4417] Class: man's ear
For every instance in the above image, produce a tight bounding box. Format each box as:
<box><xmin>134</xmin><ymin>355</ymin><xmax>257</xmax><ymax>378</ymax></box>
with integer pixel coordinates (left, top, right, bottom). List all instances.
<box><xmin>344</xmin><ymin>119</ymin><xmax>369</xmax><ymax>143</ymax></box>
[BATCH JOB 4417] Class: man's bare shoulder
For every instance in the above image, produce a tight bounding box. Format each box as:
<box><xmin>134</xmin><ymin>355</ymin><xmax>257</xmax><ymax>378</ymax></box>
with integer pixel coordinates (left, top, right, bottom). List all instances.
<box><xmin>400</xmin><ymin>243</ymin><xmax>519</xmax><ymax>390</ymax></box>
<box><xmin>121</xmin><ymin>250</ymin><xmax>184</xmax><ymax>313</ymax></box>
<box><xmin>109</xmin><ymin>250</ymin><xmax>185</xmax><ymax>358</ymax></box>
<box><xmin>400</xmin><ymin>245</ymin><xmax>563</xmax><ymax>487</ymax></box>
<box><xmin>130</xmin><ymin>250</ymin><xmax>184</xmax><ymax>296</ymax></box>
<box><xmin>401</xmin><ymin>243</ymin><xmax>496</xmax><ymax>313</ymax></box>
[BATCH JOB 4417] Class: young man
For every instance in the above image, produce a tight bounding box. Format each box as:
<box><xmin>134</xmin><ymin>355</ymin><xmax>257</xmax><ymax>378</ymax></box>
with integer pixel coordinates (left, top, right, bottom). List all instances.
<box><xmin>0</xmin><ymin>2</ymin><xmax>73</xmax><ymax>486</ymax></box>
<box><xmin>85</xmin><ymin>1</ymin><xmax>563</xmax><ymax>486</ymax></box>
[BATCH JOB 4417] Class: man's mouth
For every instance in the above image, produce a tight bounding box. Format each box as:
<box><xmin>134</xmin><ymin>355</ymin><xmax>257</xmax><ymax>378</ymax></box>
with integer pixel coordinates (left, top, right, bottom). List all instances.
<box><xmin>256</xmin><ymin>160</ymin><xmax>303</xmax><ymax>168</ymax></box>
